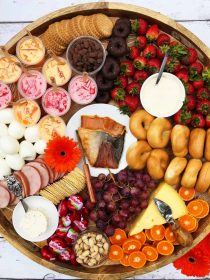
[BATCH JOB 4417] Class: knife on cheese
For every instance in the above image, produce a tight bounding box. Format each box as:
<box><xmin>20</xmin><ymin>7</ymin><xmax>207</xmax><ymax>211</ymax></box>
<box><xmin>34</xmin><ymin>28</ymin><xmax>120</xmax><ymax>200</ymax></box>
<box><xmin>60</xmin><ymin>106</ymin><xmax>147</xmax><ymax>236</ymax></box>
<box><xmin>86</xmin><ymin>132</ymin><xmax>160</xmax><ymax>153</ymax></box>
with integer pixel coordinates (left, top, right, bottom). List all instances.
<box><xmin>154</xmin><ymin>198</ymin><xmax>193</xmax><ymax>247</ymax></box>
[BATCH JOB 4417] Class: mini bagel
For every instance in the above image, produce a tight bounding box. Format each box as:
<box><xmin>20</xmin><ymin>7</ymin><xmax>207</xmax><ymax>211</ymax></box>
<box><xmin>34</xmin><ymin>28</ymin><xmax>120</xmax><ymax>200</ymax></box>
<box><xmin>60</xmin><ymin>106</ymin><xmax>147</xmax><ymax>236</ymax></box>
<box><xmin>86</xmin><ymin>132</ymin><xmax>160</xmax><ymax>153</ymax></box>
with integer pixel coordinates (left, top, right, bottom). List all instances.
<box><xmin>204</xmin><ymin>128</ymin><xmax>210</xmax><ymax>161</ymax></box>
<box><xmin>171</xmin><ymin>125</ymin><xmax>190</xmax><ymax>157</ymax></box>
<box><xmin>147</xmin><ymin>149</ymin><xmax>169</xmax><ymax>180</ymax></box>
<box><xmin>129</xmin><ymin>109</ymin><xmax>154</xmax><ymax>140</ymax></box>
<box><xmin>102</xmin><ymin>56</ymin><xmax>120</xmax><ymax>80</ymax></box>
<box><xmin>126</xmin><ymin>140</ymin><xmax>152</xmax><ymax>170</ymax></box>
<box><xmin>189</xmin><ymin>128</ymin><xmax>206</xmax><ymax>159</ymax></box>
<box><xmin>195</xmin><ymin>162</ymin><xmax>210</xmax><ymax>192</ymax></box>
<box><xmin>107</xmin><ymin>37</ymin><xmax>128</xmax><ymax>57</ymax></box>
<box><xmin>147</xmin><ymin>118</ymin><xmax>172</xmax><ymax>148</ymax></box>
<box><xmin>181</xmin><ymin>159</ymin><xmax>202</xmax><ymax>189</ymax></box>
<box><xmin>164</xmin><ymin>157</ymin><xmax>187</xmax><ymax>186</ymax></box>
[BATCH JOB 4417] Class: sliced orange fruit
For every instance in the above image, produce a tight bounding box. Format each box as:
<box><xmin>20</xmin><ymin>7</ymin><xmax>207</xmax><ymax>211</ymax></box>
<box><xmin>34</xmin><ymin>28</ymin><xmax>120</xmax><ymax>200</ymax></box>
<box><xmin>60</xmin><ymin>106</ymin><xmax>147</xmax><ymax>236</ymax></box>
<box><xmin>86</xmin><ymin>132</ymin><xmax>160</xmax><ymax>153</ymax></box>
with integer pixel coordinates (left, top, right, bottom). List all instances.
<box><xmin>128</xmin><ymin>251</ymin><xmax>147</xmax><ymax>269</ymax></box>
<box><xmin>142</xmin><ymin>245</ymin><xmax>159</xmax><ymax>262</ymax></box>
<box><xmin>164</xmin><ymin>227</ymin><xmax>176</xmax><ymax>243</ymax></box>
<box><xmin>178</xmin><ymin>186</ymin><xmax>195</xmax><ymax>201</ymax></box>
<box><xmin>145</xmin><ymin>229</ymin><xmax>154</xmax><ymax>241</ymax></box>
<box><xmin>194</xmin><ymin>199</ymin><xmax>209</xmax><ymax>219</ymax></box>
<box><xmin>150</xmin><ymin>225</ymin><xmax>165</xmax><ymax>241</ymax></box>
<box><xmin>131</xmin><ymin>231</ymin><xmax>146</xmax><ymax>244</ymax></box>
<box><xmin>109</xmin><ymin>228</ymin><xmax>127</xmax><ymax>245</ymax></box>
<box><xmin>122</xmin><ymin>238</ymin><xmax>142</xmax><ymax>254</ymax></box>
<box><xmin>178</xmin><ymin>214</ymin><xmax>198</xmax><ymax>232</ymax></box>
<box><xmin>120</xmin><ymin>253</ymin><xmax>130</xmax><ymax>266</ymax></box>
<box><xmin>156</xmin><ymin>240</ymin><xmax>174</xmax><ymax>256</ymax></box>
<box><xmin>108</xmin><ymin>245</ymin><xmax>124</xmax><ymax>261</ymax></box>
<box><xmin>187</xmin><ymin>200</ymin><xmax>203</xmax><ymax>217</ymax></box>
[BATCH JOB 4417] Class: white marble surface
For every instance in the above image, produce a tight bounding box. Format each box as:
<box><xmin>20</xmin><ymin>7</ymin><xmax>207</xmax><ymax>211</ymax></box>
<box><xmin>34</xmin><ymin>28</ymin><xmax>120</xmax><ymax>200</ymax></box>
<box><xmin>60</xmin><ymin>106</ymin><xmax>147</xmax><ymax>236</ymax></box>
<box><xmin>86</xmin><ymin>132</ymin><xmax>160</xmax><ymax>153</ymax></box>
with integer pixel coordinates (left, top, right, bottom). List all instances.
<box><xmin>0</xmin><ymin>0</ymin><xmax>209</xmax><ymax>279</ymax></box>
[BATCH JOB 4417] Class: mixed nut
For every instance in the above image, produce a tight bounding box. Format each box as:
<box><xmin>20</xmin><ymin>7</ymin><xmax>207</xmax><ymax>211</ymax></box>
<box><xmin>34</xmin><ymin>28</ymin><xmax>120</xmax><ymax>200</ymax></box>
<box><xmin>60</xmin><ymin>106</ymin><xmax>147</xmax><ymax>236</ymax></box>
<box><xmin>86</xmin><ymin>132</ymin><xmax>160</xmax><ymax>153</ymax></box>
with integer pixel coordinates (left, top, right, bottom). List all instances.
<box><xmin>74</xmin><ymin>231</ymin><xmax>110</xmax><ymax>267</ymax></box>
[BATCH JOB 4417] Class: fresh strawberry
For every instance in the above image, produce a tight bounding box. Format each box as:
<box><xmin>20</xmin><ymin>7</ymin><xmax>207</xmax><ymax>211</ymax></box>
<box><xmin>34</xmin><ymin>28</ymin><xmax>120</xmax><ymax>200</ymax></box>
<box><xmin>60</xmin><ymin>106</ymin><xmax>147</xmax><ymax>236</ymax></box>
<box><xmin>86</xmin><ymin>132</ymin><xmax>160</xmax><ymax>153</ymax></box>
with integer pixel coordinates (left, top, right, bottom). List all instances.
<box><xmin>133</xmin><ymin>70</ymin><xmax>148</xmax><ymax>83</ymax></box>
<box><xmin>191</xmin><ymin>113</ymin><xmax>205</xmax><ymax>128</ymax></box>
<box><xmin>189</xmin><ymin>61</ymin><xmax>203</xmax><ymax>76</ymax></box>
<box><xmin>156</xmin><ymin>33</ymin><xmax>170</xmax><ymax>46</ymax></box>
<box><xmin>192</xmin><ymin>76</ymin><xmax>204</xmax><ymax>89</ymax></box>
<box><xmin>206</xmin><ymin>115</ymin><xmax>210</xmax><ymax>128</ymax></box>
<box><xmin>185</xmin><ymin>95</ymin><xmax>196</xmax><ymax>110</ymax></box>
<box><xmin>173</xmin><ymin>109</ymin><xmax>192</xmax><ymax>125</ymax></box>
<box><xmin>118</xmin><ymin>100</ymin><xmax>131</xmax><ymax>116</ymax></box>
<box><xmin>114</xmin><ymin>75</ymin><xmax>128</xmax><ymax>89</ymax></box>
<box><xmin>131</xmin><ymin>18</ymin><xmax>148</xmax><ymax>35</ymax></box>
<box><xmin>133</xmin><ymin>56</ymin><xmax>147</xmax><ymax>70</ymax></box>
<box><xmin>196</xmin><ymin>100</ymin><xmax>210</xmax><ymax>115</ymax></box>
<box><xmin>184</xmin><ymin>83</ymin><xmax>194</xmax><ymax>95</ymax></box>
<box><xmin>124</xmin><ymin>95</ymin><xmax>139</xmax><ymax>112</ymax></box>
<box><xmin>181</xmin><ymin>47</ymin><xmax>198</xmax><ymax>65</ymax></box>
<box><xmin>111</xmin><ymin>87</ymin><xmax>125</xmax><ymax>101</ymax></box>
<box><xmin>169</xmin><ymin>41</ymin><xmax>188</xmax><ymax>58</ymax></box>
<box><xmin>202</xmin><ymin>66</ymin><xmax>210</xmax><ymax>86</ymax></box>
<box><xmin>120</xmin><ymin>61</ymin><xmax>135</xmax><ymax>77</ymax></box>
<box><xmin>135</xmin><ymin>35</ymin><xmax>147</xmax><ymax>50</ymax></box>
<box><xmin>196</xmin><ymin>87</ymin><xmax>210</xmax><ymax>100</ymax></box>
<box><xmin>165</xmin><ymin>57</ymin><xmax>181</xmax><ymax>73</ymax></box>
<box><xmin>157</xmin><ymin>44</ymin><xmax>170</xmax><ymax>59</ymax></box>
<box><xmin>146</xmin><ymin>24</ymin><xmax>159</xmax><ymax>42</ymax></box>
<box><xmin>147</xmin><ymin>58</ymin><xmax>161</xmax><ymax>73</ymax></box>
<box><xmin>176</xmin><ymin>69</ymin><xmax>189</xmax><ymax>83</ymax></box>
<box><xmin>127</xmin><ymin>46</ymin><xmax>140</xmax><ymax>60</ymax></box>
<box><xmin>143</xmin><ymin>44</ymin><xmax>157</xmax><ymax>59</ymax></box>
<box><xmin>126</xmin><ymin>81</ymin><xmax>141</xmax><ymax>95</ymax></box>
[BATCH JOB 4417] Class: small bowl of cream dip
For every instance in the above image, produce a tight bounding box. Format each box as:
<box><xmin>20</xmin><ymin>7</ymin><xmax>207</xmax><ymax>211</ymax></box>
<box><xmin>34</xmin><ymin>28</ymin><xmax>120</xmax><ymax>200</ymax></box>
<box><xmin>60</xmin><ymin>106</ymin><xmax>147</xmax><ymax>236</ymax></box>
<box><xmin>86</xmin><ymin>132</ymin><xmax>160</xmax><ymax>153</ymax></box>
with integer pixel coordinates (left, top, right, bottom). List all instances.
<box><xmin>140</xmin><ymin>72</ymin><xmax>185</xmax><ymax>117</ymax></box>
<box><xmin>12</xmin><ymin>196</ymin><xmax>59</xmax><ymax>242</ymax></box>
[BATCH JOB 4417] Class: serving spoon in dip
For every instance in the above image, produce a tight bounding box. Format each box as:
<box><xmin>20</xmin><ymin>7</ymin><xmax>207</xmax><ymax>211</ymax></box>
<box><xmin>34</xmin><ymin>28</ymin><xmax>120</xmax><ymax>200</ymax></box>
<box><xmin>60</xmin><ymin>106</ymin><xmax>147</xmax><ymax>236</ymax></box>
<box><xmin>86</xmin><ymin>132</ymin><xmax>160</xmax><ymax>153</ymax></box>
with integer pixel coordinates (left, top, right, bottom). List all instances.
<box><xmin>4</xmin><ymin>175</ymin><xmax>29</xmax><ymax>212</ymax></box>
<box><xmin>156</xmin><ymin>49</ymin><xmax>170</xmax><ymax>85</ymax></box>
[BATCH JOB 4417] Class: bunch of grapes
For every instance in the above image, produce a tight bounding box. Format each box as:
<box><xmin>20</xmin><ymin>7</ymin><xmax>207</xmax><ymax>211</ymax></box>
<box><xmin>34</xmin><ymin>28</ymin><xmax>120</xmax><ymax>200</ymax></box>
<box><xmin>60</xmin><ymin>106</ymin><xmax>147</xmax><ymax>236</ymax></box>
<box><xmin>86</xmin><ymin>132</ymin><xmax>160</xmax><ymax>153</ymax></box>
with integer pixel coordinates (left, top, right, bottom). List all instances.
<box><xmin>85</xmin><ymin>169</ymin><xmax>158</xmax><ymax>236</ymax></box>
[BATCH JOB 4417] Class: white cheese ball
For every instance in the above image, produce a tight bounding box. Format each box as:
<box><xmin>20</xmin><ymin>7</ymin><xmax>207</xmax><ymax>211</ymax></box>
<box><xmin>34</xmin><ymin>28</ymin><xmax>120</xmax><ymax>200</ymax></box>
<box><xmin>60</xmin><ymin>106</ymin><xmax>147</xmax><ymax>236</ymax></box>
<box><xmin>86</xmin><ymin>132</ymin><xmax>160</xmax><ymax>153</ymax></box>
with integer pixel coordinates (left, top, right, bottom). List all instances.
<box><xmin>0</xmin><ymin>148</ymin><xmax>6</xmax><ymax>159</ymax></box>
<box><xmin>34</xmin><ymin>139</ymin><xmax>47</xmax><ymax>154</ymax></box>
<box><xmin>5</xmin><ymin>154</ymin><xmax>25</xmax><ymax>171</ymax></box>
<box><xmin>0</xmin><ymin>135</ymin><xmax>19</xmax><ymax>155</ymax></box>
<box><xmin>19</xmin><ymin>140</ymin><xmax>36</xmax><ymax>161</ymax></box>
<box><xmin>0</xmin><ymin>123</ymin><xmax>8</xmax><ymax>137</ymax></box>
<box><xmin>0</xmin><ymin>159</ymin><xmax>11</xmax><ymax>180</ymax></box>
<box><xmin>24</xmin><ymin>125</ymin><xmax>40</xmax><ymax>143</ymax></box>
<box><xmin>0</xmin><ymin>108</ymin><xmax>15</xmax><ymax>124</ymax></box>
<box><xmin>8</xmin><ymin>120</ymin><xmax>26</xmax><ymax>139</ymax></box>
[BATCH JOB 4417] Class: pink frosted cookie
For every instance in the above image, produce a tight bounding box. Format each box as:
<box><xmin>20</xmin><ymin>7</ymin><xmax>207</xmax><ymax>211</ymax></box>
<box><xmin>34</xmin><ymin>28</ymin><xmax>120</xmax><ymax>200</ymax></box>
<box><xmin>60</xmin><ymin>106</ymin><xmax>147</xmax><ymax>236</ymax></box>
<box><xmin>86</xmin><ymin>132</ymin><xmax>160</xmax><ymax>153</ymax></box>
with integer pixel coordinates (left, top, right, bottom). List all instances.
<box><xmin>0</xmin><ymin>82</ymin><xmax>12</xmax><ymax>109</ymax></box>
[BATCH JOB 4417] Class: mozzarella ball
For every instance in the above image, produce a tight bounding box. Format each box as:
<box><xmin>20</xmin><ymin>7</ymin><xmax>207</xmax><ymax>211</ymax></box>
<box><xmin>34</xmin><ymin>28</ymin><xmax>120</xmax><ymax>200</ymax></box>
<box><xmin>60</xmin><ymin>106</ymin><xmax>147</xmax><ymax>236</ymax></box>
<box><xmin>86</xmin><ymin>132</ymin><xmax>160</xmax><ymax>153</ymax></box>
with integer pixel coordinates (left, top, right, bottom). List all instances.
<box><xmin>19</xmin><ymin>140</ymin><xmax>36</xmax><ymax>161</ymax></box>
<box><xmin>0</xmin><ymin>147</ymin><xmax>6</xmax><ymax>159</ymax></box>
<box><xmin>0</xmin><ymin>159</ymin><xmax>11</xmax><ymax>180</ymax></box>
<box><xmin>8</xmin><ymin>120</ymin><xmax>25</xmax><ymax>139</ymax></box>
<box><xmin>0</xmin><ymin>108</ymin><xmax>15</xmax><ymax>124</ymax></box>
<box><xmin>24</xmin><ymin>125</ymin><xmax>40</xmax><ymax>143</ymax></box>
<box><xmin>0</xmin><ymin>135</ymin><xmax>19</xmax><ymax>154</ymax></box>
<box><xmin>0</xmin><ymin>123</ymin><xmax>8</xmax><ymax>137</ymax></box>
<box><xmin>5</xmin><ymin>154</ymin><xmax>25</xmax><ymax>171</ymax></box>
<box><xmin>34</xmin><ymin>139</ymin><xmax>47</xmax><ymax>154</ymax></box>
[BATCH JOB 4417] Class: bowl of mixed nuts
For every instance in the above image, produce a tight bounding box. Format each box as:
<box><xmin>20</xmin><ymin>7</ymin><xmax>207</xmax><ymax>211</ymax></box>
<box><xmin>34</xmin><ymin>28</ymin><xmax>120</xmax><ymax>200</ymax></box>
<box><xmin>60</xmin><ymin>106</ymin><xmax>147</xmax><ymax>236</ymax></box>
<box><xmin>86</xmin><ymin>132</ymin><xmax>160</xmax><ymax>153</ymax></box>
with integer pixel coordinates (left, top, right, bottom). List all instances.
<box><xmin>73</xmin><ymin>228</ymin><xmax>110</xmax><ymax>268</ymax></box>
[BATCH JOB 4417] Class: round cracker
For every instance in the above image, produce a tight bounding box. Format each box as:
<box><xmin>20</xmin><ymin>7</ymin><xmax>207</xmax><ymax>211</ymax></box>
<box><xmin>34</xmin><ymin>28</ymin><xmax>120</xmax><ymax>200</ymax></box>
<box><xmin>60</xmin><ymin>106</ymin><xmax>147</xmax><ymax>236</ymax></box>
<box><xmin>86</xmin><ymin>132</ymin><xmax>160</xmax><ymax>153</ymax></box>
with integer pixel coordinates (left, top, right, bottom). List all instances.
<box><xmin>95</xmin><ymin>13</ymin><xmax>113</xmax><ymax>38</ymax></box>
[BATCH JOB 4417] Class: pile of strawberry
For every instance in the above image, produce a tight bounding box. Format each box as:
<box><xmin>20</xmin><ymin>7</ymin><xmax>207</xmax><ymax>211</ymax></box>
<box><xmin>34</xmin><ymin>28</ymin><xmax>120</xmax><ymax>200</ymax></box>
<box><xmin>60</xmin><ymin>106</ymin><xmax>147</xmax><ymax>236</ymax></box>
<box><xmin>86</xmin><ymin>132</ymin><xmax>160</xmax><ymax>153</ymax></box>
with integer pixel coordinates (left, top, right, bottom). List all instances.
<box><xmin>110</xmin><ymin>17</ymin><xmax>210</xmax><ymax>125</ymax></box>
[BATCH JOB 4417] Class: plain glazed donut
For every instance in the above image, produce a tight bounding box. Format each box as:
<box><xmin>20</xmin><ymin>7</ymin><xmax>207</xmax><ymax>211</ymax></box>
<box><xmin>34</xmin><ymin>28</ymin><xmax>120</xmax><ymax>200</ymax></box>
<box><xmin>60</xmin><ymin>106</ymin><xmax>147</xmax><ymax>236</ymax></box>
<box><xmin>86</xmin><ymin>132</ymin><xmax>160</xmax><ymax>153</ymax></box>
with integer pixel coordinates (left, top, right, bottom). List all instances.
<box><xmin>129</xmin><ymin>109</ymin><xmax>154</xmax><ymax>140</ymax></box>
<box><xmin>147</xmin><ymin>118</ymin><xmax>172</xmax><ymax>148</ymax></box>
<box><xmin>195</xmin><ymin>162</ymin><xmax>210</xmax><ymax>192</ymax></box>
<box><xmin>181</xmin><ymin>159</ymin><xmax>202</xmax><ymax>188</ymax></box>
<box><xmin>147</xmin><ymin>149</ymin><xmax>170</xmax><ymax>180</ymax></box>
<box><xmin>189</xmin><ymin>128</ymin><xmax>206</xmax><ymax>159</ymax></box>
<box><xmin>126</xmin><ymin>140</ymin><xmax>152</xmax><ymax>170</ymax></box>
<box><xmin>204</xmin><ymin>128</ymin><xmax>210</xmax><ymax>161</ymax></box>
<box><xmin>164</xmin><ymin>157</ymin><xmax>187</xmax><ymax>186</ymax></box>
<box><xmin>171</xmin><ymin>125</ymin><xmax>190</xmax><ymax>157</ymax></box>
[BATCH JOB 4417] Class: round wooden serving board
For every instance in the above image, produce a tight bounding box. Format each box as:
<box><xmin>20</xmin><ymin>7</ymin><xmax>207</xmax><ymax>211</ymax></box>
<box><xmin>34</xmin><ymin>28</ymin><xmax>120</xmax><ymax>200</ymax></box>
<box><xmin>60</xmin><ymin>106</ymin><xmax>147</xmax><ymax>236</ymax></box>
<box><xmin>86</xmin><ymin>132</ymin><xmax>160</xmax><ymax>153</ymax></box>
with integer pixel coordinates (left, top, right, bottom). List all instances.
<box><xmin>0</xmin><ymin>2</ymin><xmax>210</xmax><ymax>279</ymax></box>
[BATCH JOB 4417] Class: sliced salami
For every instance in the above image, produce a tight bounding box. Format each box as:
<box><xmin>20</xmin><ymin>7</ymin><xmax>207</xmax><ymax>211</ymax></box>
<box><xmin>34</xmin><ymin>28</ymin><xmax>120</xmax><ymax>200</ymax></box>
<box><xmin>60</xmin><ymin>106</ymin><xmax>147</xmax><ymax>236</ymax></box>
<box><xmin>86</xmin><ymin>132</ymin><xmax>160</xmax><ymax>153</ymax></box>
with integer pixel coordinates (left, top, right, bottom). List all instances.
<box><xmin>0</xmin><ymin>180</ymin><xmax>15</xmax><ymax>204</ymax></box>
<box><xmin>35</xmin><ymin>158</ymin><xmax>54</xmax><ymax>184</ymax></box>
<box><xmin>14</xmin><ymin>171</ymin><xmax>30</xmax><ymax>197</ymax></box>
<box><xmin>0</xmin><ymin>186</ymin><xmax>10</xmax><ymax>208</ymax></box>
<box><xmin>21</xmin><ymin>165</ymin><xmax>42</xmax><ymax>195</ymax></box>
<box><xmin>27</xmin><ymin>161</ymin><xmax>49</xmax><ymax>189</ymax></box>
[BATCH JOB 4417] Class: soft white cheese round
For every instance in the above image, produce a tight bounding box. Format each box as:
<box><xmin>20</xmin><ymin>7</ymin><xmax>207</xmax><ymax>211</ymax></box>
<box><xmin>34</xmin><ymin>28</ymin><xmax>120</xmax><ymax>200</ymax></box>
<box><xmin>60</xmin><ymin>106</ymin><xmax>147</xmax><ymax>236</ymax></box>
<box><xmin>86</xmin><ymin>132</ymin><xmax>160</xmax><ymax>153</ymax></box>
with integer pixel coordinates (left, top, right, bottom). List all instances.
<box><xmin>19</xmin><ymin>140</ymin><xmax>36</xmax><ymax>161</ymax></box>
<box><xmin>5</xmin><ymin>154</ymin><xmax>25</xmax><ymax>170</ymax></box>
<box><xmin>0</xmin><ymin>108</ymin><xmax>15</xmax><ymax>124</ymax></box>
<box><xmin>0</xmin><ymin>135</ymin><xmax>20</xmax><ymax>154</ymax></box>
<box><xmin>0</xmin><ymin>159</ymin><xmax>11</xmax><ymax>179</ymax></box>
<box><xmin>8</xmin><ymin>120</ymin><xmax>26</xmax><ymax>139</ymax></box>
<box><xmin>34</xmin><ymin>140</ymin><xmax>47</xmax><ymax>154</ymax></box>
<box><xmin>0</xmin><ymin>148</ymin><xmax>6</xmax><ymax>159</ymax></box>
<box><xmin>0</xmin><ymin>123</ymin><xmax>8</xmax><ymax>136</ymax></box>
<box><xmin>24</xmin><ymin>125</ymin><xmax>40</xmax><ymax>143</ymax></box>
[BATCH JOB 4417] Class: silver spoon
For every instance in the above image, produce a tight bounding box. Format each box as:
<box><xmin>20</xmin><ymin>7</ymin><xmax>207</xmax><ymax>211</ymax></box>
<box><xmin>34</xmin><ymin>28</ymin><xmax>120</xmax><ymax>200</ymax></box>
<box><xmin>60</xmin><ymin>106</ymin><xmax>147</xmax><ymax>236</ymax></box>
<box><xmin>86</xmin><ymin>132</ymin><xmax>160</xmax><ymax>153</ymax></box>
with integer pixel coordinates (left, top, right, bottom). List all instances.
<box><xmin>156</xmin><ymin>49</ymin><xmax>170</xmax><ymax>85</ymax></box>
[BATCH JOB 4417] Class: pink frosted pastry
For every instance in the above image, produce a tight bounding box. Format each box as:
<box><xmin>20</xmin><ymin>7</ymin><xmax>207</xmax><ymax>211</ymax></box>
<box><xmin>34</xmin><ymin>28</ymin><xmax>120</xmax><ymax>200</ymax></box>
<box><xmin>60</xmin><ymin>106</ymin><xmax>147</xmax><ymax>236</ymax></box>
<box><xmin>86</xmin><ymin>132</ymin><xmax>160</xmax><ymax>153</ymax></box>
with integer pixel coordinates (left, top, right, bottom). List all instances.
<box><xmin>18</xmin><ymin>70</ymin><xmax>47</xmax><ymax>99</ymax></box>
<box><xmin>0</xmin><ymin>82</ymin><xmax>12</xmax><ymax>109</ymax></box>
<box><xmin>68</xmin><ymin>75</ymin><xmax>97</xmax><ymax>105</ymax></box>
<box><xmin>42</xmin><ymin>87</ymin><xmax>71</xmax><ymax>116</ymax></box>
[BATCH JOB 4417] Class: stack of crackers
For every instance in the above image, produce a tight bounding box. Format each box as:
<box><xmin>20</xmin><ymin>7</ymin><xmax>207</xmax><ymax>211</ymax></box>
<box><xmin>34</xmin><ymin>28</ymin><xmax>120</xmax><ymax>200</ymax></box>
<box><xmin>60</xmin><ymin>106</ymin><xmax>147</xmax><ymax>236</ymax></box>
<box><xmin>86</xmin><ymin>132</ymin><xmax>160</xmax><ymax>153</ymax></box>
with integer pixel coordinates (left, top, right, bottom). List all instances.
<box><xmin>40</xmin><ymin>167</ymin><xmax>86</xmax><ymax>204</ymax></box>
<box><xmin>40</xmin><ymin>13</ymin><xmax>114</xmax><ymax>56</ymax></box>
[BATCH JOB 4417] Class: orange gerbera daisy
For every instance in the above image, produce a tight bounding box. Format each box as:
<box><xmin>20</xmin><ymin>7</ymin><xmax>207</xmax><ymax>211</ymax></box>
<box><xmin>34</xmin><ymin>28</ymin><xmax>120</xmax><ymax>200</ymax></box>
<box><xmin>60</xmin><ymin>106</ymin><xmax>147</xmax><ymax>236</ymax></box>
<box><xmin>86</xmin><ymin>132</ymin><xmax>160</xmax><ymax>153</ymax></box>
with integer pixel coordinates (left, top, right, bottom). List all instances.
<box><xmin>44</xmin><ymin>136</ymin><xmax>81</xmax><ymax>173</ymax></box>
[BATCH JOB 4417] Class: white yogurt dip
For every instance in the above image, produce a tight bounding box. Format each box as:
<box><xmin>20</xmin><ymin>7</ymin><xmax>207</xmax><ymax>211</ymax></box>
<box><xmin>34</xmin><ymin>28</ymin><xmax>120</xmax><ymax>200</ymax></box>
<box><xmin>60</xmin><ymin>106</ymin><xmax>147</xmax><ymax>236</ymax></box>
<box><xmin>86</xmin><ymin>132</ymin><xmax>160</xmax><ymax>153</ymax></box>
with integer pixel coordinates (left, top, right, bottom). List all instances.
<box><xmin>140</xmin><ymin>72</ymin><xmax>185</xmax><ymax>117</ymax></box>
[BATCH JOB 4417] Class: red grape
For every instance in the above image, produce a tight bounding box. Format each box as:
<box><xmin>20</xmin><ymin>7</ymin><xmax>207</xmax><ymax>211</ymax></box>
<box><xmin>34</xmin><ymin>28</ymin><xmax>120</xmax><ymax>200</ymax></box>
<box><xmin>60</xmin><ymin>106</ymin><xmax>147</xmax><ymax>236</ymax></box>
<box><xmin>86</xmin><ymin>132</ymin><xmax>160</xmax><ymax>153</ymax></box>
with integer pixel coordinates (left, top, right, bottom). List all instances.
<box><xmin>130</xmin><ymin>187</ymin><xmax>140</xmax><ymax>196</ymax></box>
<box><xmin>98</xmin><ymin>210</ymin><xmax>109</xmax><ymax>221</ymax></box>
<box><xmin>107</xmin><ymin>183</ymin><xmax>118</xmax><ymax>194</ymax></box>
<box><xmin>94</xmin><ymin>180</ymin><xmax>103</xmax><ymax>190</ymax></box>
<box><xmin>85</xmin><ymin>201</ymin><xmax>95</xmax><ymax>210</ymax></box>
<box><xmin>140</xmin><ymin>191</ymin><xmax>149</xmax><ymax>200</ymax></box>
<box><xmin>96</xmin><ymin>220</ymin><xmax>106</xmax><ymax>230</ymax></box>
<box><xmin>147</xmin><ymin>180</ymin><xmax>157</xmax><ymax>189</ymax></box>
<box><xmin>103</xmin><ymin>191</ymin><xmax>113</xmax><ymax>202</ymax></box>
<box><xmin>104</xmin><ymin>225</ymin><xmax>115</xmax><ymax>236</ymax></box>
<box><xmin>140</xmin><ymin>200</ymin><xmax>148</xmax><ymax>209</ymax></box>
<box><xmin>89</xmin><ymin>209</ymin><xmax>98</xmax><ymax>221</ymax></box>
<box><xmin>121</xmin><ymin>186</ymin><xmax>130</xmax><ymax>197</ymax></box>
<box><xmin>134</xmin><ymin>179</ymin><xmax>144</xmax><ymax>189</ymax></box>
<box><xmin>119</xmin><ymin>209</ymin><xmax>129</xmax><ymax>218</ymax></box>
<box><xmin>118</xmin><ymin>221</ymin><xmax>126</xmax><ymax>229</ymax></box>
<box><xmin>129</xmin><ymin>206</ymin><xmax>136</xmax><ymax>213</ymax></box>
<box><xmin>120</xmin><ymin>199</ymin><xmax>130</xmax><ymax>209</ymax></box>
<box><xmin>112</xmin><ymin>213</ymin><xmax>121</xmax><ymax>224</ymax></box>
<box><xmin>107</xmin><ymin>201</ymin><xmax>117</xmax><ymax>212</ymax></box>
<box><xmin>97</xmin><ymin>173</ymin><xmax>106</xmax><ymax>182</ymax></box>
<box><xmin>98</xmin><ymin>199</ymin><xmax>106</xmax><ymax>209</ymax></box>
<box><xmin>117</xmin><ymin>170</ymin><xmax>127</xmax><ymax>183</ymax></box>
<box><xmin>135</xmin><ymin>206</ymin><xmax>142</xmax><ymax>214</ymax></box>
<box><xmin>142</xmin><ymin>174</ymin><xmax>151</xmax><ymax>183</ymax></box>
<box><xmin>130</xmin><ymin>198</ymin><xmax>139</xmax><ymax>207</ymax></box>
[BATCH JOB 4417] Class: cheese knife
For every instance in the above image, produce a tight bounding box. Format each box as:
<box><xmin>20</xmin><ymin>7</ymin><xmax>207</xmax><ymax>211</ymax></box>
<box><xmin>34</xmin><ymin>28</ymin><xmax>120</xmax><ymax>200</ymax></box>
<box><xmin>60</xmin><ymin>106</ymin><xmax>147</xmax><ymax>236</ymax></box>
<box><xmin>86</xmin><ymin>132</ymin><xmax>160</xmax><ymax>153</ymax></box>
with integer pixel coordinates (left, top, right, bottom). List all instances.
<box><xmin>154</xmin><ymin>198</ymin><xmax>193</xmax><ymax>247</ymax></box>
